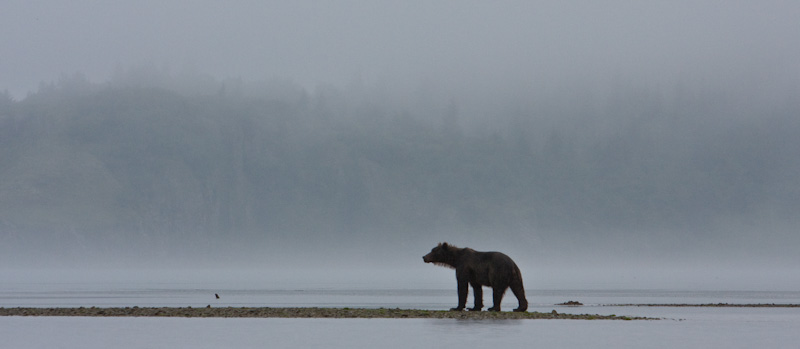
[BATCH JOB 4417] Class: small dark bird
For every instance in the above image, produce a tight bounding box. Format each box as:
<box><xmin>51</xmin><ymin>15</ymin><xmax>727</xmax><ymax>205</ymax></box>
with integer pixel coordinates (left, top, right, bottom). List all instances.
<box><xmin>215</xmin><ymin>293</ymin><xmax>220</xmax><ymax>299</ymax></box>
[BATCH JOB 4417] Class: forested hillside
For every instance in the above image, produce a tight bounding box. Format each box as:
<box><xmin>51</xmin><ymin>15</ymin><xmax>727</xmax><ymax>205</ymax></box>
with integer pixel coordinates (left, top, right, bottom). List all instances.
<box><xmin>1</xmin><ymin>73</ymin><xmax>798</xmax><ymax>263</ymax></box>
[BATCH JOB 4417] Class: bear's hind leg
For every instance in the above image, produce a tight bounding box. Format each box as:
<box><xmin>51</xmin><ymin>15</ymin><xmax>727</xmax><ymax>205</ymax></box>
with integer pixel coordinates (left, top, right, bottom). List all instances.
<box><xmin>487</xmin><ymin>285</ymin><xmax>507</xmax><ymax>312</ymax></box>
<box><xmin>510</xmin><ymin>281</ymin><xmax>528</xmax><ymax>312</ymax></box>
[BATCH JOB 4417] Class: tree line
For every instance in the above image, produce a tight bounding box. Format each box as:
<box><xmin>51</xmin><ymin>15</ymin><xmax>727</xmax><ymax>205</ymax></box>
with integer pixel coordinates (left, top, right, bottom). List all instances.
<box><xmin>1</xmin><ymin>72</ymin><xmax>798</xmax><ymax>259</ymax></box>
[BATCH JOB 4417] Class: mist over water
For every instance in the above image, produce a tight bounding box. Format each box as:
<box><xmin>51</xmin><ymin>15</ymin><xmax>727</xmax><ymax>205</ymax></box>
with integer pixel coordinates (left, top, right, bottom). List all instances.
<box><xmin>1</xmin><ymin>1</ymin><xmax>799</xmax><ymax>291</ymax></box>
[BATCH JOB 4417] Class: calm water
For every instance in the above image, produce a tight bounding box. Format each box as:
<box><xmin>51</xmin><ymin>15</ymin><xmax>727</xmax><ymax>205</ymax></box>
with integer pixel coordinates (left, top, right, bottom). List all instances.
<box><xmin>3</xmin><ymin>269</ymin><xmax>800</xmax><ymax>348</ymax></box>
<box><xmin>3</xmin><ymin>273</ymin><xmax>800</xmax><ymax>318</ymax></box>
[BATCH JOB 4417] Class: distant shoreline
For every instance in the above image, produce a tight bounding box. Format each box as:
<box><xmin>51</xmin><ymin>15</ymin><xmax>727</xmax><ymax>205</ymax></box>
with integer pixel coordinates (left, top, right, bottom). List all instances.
<box><xmin>606</xmin><ymin>303</ymin><xmax>800</xmax><ymax>308</ymax></box>
<box><xmin>0</xmin><ymin>307</ymin><xmax>651</xmax><ymax>320</ymax></box>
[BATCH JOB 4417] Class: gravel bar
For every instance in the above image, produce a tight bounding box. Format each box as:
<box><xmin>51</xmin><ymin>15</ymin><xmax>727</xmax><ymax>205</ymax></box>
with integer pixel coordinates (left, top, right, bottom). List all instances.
<box><xmin>0</xmin><ymin>307</ymin><xmax>653</xmax><ymax>320</ymax></box>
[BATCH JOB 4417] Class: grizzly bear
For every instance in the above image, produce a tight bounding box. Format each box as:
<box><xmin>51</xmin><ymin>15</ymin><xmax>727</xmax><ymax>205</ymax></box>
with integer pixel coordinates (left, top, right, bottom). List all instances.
<box><xmin>423</xmin><ymin>242</ymin><xmax>528</xmax><ymax>312</ymax></box>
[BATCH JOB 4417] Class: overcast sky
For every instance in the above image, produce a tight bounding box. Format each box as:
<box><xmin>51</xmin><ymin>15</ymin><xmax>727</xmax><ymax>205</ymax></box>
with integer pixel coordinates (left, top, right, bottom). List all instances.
<box><xmin>3</xmin><ymin>1</ymin><xmax>799</xmax><ymax>100</ymax></box>
<box><xmin>3</xmin><ymin>1</ymin><xmax>800</xmax><ymax>274</ymax></box>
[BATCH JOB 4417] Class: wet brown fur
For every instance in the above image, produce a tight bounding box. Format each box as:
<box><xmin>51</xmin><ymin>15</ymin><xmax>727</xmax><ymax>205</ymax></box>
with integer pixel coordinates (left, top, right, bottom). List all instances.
<box><xmin>423</xmin><ymin>242</ymin><xmax>528</xmax><ymax>312</ymax></box>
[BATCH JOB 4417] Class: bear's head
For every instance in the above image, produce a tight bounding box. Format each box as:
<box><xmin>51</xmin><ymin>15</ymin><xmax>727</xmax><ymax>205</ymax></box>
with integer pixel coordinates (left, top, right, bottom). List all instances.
<box><xmin>422</xmin><ymin>242</ymin><xmax>457</xmax><ymax>269</ymax></box>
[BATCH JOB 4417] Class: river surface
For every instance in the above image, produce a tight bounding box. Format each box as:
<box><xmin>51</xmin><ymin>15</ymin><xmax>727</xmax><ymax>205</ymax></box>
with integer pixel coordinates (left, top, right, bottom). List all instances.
<box><xmin>3</xmin><ymin>269</ymin><xmax>799</xmax><ymax>348</ymax></box>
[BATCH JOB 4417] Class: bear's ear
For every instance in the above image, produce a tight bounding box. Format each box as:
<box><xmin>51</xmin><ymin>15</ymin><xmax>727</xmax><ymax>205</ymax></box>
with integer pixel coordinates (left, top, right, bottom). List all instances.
<box><xmin>441</xmin><ymin>242</ymin><xmax>449</xmax><ymax>248</ymax></box>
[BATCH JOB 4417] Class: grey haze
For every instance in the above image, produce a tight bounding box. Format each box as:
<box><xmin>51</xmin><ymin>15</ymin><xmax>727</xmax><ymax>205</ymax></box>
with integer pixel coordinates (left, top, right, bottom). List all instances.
<box><xmin>1</xmin><ymin>1</ymin><xmax>798</xmax><ymax>278</ymax></box>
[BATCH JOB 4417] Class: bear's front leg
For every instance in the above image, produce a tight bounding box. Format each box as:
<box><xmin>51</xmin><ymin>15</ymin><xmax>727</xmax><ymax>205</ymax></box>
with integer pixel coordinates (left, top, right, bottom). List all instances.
<box><xmin>451</xmin><ymin>277</ymin><xmax>469</xmax><ymax>311</ymax></box>
<box><xmin>469</xmin><ymin>282</ymin><xmax>483</xmax><ymax>311</ymax></box>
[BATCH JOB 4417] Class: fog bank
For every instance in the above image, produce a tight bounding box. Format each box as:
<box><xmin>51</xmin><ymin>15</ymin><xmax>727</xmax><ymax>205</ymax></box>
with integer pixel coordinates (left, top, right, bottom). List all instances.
<box><xmin>1</xmin><ymin>71</ymin><xmax>798</xmax><ymax>274</ymax></box>
<box><xmin>1</xmin><ymin>2</ymin><xmax>798</xmax><ymax>283</ymax></box>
